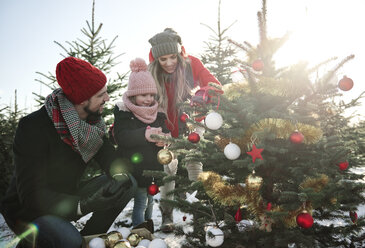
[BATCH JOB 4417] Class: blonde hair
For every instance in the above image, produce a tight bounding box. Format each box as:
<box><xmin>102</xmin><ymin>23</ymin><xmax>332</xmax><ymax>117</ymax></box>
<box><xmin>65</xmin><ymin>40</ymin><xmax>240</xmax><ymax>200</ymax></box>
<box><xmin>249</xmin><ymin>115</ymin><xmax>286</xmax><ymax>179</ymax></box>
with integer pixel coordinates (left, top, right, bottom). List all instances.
<box><xmin>148</xmin><ymin>54</ymin><xmax>192</xmax><ymax>115</ymax></box>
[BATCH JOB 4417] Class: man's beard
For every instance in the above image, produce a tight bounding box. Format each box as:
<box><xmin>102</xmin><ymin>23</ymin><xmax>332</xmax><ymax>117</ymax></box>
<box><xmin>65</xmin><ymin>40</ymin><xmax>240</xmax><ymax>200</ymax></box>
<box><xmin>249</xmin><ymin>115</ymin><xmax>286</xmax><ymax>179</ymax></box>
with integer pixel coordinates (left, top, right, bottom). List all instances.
<box><xmin>84</xmin><ymin>102</ymin><xmax>104</xmax><ymax>122</ymax></box>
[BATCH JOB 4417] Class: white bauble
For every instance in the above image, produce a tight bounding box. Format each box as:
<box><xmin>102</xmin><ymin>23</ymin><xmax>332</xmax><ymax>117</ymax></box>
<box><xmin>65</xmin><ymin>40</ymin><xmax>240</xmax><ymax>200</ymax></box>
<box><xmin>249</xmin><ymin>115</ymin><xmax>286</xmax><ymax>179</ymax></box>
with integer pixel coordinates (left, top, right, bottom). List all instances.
<box><xmin>205</xmin><ymin>227</ymin><xmax>224</xmax><ymax>247</ymax></box>
<box><xmin>148</xmin><ymin>238</ymin><xmax>167</xmax><ymax>248</ymax></box>
<box><xmin>138</xmin><ymin>239</ymin><xmax>151</xmax><ymax>247</ymax></box>
<box><xmin>224</xmin><ymin>142</ymin><xmax>241</xmax><ymax>160</ymax></box>
<box><xmin>116</xmin><ymin>227</ymin><xmax>131</xmax><ymax>239</ymax></box>
<box><xmin>205</xmin><ymin>112</ymin><xmax>223</xmax><ymax>130</ymax></box>
<box><xmin>88</xmin><ymin>237</ymin><xmax>106</xmax><ymax>248</ymax></box>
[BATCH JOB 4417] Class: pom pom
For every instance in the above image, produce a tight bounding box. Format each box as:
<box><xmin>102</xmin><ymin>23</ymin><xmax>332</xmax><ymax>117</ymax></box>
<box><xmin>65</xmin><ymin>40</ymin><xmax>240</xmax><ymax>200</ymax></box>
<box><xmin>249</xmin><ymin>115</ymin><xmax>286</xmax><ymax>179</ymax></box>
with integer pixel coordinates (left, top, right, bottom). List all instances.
<box><xmin>130</xmin><ymin>58</ymin><xmax>148</xmax><ymax>72</ymax></box>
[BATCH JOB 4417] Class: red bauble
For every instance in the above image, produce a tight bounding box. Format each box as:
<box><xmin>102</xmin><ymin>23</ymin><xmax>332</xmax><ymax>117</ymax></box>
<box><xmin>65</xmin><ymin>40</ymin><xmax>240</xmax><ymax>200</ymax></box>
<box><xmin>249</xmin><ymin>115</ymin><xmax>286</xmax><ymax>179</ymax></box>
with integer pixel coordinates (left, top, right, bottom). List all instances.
<box><xmin>148</xmin><ymin>182</ymin><xmax>159</xmax><ymax>195</ymax></box>
<box><xmin>338</xmin><ymin>161</ymin><xmax>349</xmax><ymax>171</ymax></box>
<box><xmin>296</xmin><ymin>212</ymin><xmax>314</xmax><ymax>229</ymax></box>
<box><xmin>188</xmin><ymin>132</ymin><xmax>200</xmax><ymax>143</ymax></box>
<box><xmin>338</xmin><ymin>76</ymin><xmax>354</xmax><ymax>91</ymax></box>
<box><xmin>180</xmin><ymin>113</ymin><xmax>189</xmax><ymax>123</ymax></box>
<box><xmin>252</xmin><ymin>59</ymin><xmax>264</xmax><ymax>71</ymax></box>
<box><xmin>290</xmin><ymin>131</ymin><xmax>304</xmax><ymax>144</ymax></box>
<box><xmin>191</xmin><ymin>89</ymin><xmax>211</xmax><ymax>105</ymax></box>
<box><xmin>349</xmin><ymin>211</ymin><xmax>358</xmax><ymax>224</ymax></box>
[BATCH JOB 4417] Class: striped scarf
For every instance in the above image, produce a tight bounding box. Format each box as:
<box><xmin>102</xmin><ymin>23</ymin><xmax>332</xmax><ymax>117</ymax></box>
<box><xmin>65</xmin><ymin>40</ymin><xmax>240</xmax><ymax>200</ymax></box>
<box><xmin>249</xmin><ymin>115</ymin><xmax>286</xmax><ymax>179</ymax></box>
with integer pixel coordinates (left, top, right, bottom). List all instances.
<box><xmin>45</xmin><ymin>89</ymin><xmax>106</xmax><ymax>163</ymax></box>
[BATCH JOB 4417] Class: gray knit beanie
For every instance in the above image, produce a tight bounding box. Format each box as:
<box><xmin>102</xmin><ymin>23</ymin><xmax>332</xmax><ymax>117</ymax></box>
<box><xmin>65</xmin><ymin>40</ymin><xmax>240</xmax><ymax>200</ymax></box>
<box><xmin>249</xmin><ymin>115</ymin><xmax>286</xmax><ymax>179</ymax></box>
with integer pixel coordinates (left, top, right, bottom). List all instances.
<box><xmin>148</xmin><ymin>28</ymin><xmax>182</xmax><ymax>59</ymax></box>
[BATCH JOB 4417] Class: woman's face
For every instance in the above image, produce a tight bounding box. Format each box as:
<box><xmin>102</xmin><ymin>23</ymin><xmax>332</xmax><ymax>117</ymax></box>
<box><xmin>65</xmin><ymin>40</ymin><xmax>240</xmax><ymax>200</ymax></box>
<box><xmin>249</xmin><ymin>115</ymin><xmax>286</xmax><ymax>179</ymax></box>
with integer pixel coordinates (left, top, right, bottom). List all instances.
<box><xmin>158</xmin><ymin>54</ymin><xmax>178</xmax><ymax>74</ymax></box>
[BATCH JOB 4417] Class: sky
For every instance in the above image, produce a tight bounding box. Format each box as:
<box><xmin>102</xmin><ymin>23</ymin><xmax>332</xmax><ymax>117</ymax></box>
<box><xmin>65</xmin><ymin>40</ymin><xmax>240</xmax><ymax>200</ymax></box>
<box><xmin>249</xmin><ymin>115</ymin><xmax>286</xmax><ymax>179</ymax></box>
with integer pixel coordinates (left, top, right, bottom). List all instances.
<box><xmin>0</xmin><ymin>0</ymin><xmax>364</xmax><ymax>119</ymax></box>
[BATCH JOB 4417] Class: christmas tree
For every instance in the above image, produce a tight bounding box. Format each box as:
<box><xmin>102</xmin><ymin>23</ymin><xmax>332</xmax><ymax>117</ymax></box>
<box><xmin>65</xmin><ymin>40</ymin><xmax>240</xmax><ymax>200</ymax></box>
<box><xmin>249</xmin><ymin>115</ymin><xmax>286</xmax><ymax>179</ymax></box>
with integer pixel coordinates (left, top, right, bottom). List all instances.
<box><xmin>33</xmin><ymin>0</ymin><xmax>127</xmax><ymax>127</ymax></box>
<box><xmin>200</xmin><ymin>0</ymin><xmax>238</xmax><ymax>85</ymax></box>
<box><xmin>162</xmin><ymin>0</ymin><xmax>365</xmax><ymax>247</ymax></box>
<box><xmin>32</xmin><ymin>0</ymin><xmax>128</xmax><ymax>180</ymax></box>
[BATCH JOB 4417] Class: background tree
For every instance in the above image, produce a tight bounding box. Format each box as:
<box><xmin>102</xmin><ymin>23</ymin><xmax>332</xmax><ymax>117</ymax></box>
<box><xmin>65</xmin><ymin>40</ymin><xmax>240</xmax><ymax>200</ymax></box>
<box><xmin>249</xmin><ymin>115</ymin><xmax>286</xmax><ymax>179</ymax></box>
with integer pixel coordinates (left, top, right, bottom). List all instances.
<box><xmin>163</xmin><ymin>0</ymin><xmax>365</xmax><ymax>247</ymax></box>
<box><xmin>32</xmin><ymin>0</ymin><xmax>128</xmax><ymax>179</ymax></box>
<box><xmin>33</xmin><ymin>0</ymin><xmax>127</xmax><ymax>127</ymax></box>
<box><xmin>0</xmin><ymin>91</ymin><xmax>24</xmax><ymax>197</ymax></box>
<box><xmin>200</xmin><ymin>0</ymin><xmax>238</xmax><ymax>85</ymax></box>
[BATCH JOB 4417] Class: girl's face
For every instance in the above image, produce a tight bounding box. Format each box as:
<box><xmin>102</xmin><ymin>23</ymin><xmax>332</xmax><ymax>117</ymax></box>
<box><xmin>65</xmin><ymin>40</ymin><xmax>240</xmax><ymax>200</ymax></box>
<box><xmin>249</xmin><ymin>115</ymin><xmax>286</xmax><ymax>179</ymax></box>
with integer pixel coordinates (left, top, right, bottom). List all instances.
<box><xmin>135</xmin><ymin>93</ymin><xmax>155</xmax><ymax>106</ymax></box>
<box><xmin>158</xmin><ymin>54</ymin><xmax>178</xmax><ymax>74</ymax></box>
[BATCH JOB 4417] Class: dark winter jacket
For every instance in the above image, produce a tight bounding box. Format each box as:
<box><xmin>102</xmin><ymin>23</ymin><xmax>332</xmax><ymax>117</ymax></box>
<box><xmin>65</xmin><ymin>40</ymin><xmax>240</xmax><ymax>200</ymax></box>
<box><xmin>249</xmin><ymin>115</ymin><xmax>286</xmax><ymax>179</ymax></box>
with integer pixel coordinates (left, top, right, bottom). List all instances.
<box><xmin>112</xmin><ymin>103</ymin><xmax>169</xmax><ymax>187</ymax></box>
<box><xmin>0</xmin><ymin>106</ymin><xmax>117</xmax><ymax>222</ymax></box>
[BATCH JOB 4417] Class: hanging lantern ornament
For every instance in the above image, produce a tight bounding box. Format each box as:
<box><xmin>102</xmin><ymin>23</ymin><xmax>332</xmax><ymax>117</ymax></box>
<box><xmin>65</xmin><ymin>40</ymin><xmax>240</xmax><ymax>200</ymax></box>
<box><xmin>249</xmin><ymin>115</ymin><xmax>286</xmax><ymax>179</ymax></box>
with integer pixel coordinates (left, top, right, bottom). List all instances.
<box><xmin>157</xmin><ymin>148</ymin><xmax>173</xmax><ymax>165</ymax></box>
<box><xmin>349</xmin><ymin>211</ymin><xmax>358</xmax><ymax>224</ymax></box>
<box><xmin>188</xmin><ymin>132</ymin><xmax>200</xmax><ymax>143</ymax></box>
<box><xmin>252</xmin><ymin>59</ymin><xmax>264</xmax><ymax>71</ymax></box>
<box><xmin>148</xmin><ymin>181</ymin><xmax>159</xmax><ymax>196</ymax></box>
<box><xmin>224</xmin><ymin>142</ymin><xmax>241</xmax><ymax>160</ymax></box>
<box><xmin>205</xmin><ymin>111</ymin><xmax>223</xmax><ymax>130</ymax></box>
<box><xmin>246</xmin><ymin>171</ymin><xmax>263</xmax><ymax>191</ymax></box>
<box><xmin>290</xmin><ymin>130</ymin><xmax>304</xmax><ymax>144</ymax></box>
<box><xmin>338</xmin><ymin>161</ymin><xmax>349</xmax><ymax>171</ymax></box>
<box><xmin>338</xmin><ymin>76</ymin><xmax>354</xmax><ymax>91</ymax></box>
<box><xmin>205</xmin><ymin>226</ymin><xmax>224</xmax><ymax>247</ymax></box>
<box><xmin>296</xmin><ymin>211</ymin><xmax>314</xmax><ymax>229</ymax></box>
<box><xmin>180</xmin><ymin>112</ymin><xmax>189</xmax><ymax>123</ymax></box>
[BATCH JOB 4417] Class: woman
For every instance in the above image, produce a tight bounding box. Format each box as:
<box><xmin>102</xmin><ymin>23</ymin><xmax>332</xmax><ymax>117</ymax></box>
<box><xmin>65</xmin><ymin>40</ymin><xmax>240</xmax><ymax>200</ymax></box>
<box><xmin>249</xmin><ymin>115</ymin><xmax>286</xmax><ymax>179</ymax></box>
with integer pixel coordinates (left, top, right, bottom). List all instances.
<box><xmin>148</xmin><ymin>28</ymin><xmax>221</xmax><ymax>232</ymax></box>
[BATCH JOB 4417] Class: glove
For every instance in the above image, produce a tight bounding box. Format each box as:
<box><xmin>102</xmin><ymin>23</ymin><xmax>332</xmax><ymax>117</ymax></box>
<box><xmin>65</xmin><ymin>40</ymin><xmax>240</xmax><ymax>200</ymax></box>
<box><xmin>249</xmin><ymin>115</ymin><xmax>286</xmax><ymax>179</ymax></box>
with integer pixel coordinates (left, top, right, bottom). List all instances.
<box><xmin>80</xmin><ymin>178</ymin><xmax>132</xmax><ymax>214</ymax></box>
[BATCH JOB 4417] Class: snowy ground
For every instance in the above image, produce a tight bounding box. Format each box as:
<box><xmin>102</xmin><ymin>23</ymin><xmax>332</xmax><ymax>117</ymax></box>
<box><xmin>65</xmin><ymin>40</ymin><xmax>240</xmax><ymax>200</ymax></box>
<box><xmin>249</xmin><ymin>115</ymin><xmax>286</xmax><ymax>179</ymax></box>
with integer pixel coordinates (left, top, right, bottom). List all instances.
<box><xmin>1</xmin><ymin>167</ymin><xmax>365</xmax><ymax>247</ymax></box>
<box><xmin>0</xmin><ymin>193</ymin><xmax>192</xmax><ymax>248</ymax></box>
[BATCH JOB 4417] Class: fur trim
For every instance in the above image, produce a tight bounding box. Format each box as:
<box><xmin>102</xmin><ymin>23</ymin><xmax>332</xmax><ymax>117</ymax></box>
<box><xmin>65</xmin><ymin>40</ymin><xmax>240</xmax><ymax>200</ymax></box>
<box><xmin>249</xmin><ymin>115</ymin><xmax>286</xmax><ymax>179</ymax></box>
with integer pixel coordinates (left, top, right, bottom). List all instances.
<box><xmin>115</xmin><ymin>101</ymin><xmax>130</xmax><ymax>112</ymax></box>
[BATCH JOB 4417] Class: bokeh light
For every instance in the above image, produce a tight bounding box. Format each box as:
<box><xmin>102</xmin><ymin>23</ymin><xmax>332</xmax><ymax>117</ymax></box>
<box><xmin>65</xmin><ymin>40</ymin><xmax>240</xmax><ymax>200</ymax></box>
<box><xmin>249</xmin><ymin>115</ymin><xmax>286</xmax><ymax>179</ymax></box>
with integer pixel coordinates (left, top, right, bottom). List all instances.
<box><xmin>131</xmin><ymin>153</ymin><xmax>143</xmax><ymax>164</ymax></box>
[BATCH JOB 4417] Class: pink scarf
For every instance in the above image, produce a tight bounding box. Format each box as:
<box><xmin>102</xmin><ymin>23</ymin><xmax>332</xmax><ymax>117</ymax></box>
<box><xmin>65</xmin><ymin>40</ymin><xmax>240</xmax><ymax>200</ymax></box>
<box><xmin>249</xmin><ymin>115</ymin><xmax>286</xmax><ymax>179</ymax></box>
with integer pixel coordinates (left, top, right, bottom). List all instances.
<box><xmin>122</xmin><ymin>93</ymin><xmax>158</xmax><ymax>124</ymax></box>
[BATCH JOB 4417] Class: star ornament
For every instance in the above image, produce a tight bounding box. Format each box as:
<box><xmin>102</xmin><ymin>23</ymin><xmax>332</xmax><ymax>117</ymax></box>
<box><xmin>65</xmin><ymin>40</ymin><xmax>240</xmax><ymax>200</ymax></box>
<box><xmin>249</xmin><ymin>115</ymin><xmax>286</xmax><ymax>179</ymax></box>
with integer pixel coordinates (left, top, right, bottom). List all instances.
<box><xmin>246</xmin><ymin>144</ymin><xmax>264</xmax><ymax>163</ymax></box>
<box><xmin>186</xmin><ymin>190</ymin><xmax>199</xmax><ymax>203</ymax></box>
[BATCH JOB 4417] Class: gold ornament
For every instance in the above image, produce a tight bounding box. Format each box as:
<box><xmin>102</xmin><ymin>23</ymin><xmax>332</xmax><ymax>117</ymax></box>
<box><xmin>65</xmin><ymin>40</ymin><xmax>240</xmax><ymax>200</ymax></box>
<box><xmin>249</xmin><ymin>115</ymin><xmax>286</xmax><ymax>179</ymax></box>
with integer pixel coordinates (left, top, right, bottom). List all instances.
<box><xmin>113</xmin><ymin>239</ymin><xmax>132</xmax><ymax>248</ymax></box>
<box><xmin>246</xmin><ymin>173</ymin><xmax>263</xmax><ymax>191</ymax></box>
<box><xmin>157</xmin><ymin>148</ymin><xmax>173</xmax><ymax>165</ymax></box>
<box><xmin>127</xmin><ymin>233</ymin><xmax>142</xmax><ymax>247</ymax></box>
<box><xmin>106</xmin><ymin>230</ymin><xmax>122</xmax><ymax>247</ymax></box>
<box><xmin>330</xmin><ymin>198</ymin><xmax>337</xmax><ymax>204</ymax></box>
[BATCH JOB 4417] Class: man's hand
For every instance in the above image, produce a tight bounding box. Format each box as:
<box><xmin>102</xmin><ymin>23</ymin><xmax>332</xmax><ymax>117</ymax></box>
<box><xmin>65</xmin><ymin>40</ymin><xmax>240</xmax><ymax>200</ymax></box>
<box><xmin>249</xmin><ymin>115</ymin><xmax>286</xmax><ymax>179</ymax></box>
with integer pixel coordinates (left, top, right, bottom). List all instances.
<box><xmin>80</xmin><ymin>179</ymin><xmax>132</xmax><ymax>214</ymax></box>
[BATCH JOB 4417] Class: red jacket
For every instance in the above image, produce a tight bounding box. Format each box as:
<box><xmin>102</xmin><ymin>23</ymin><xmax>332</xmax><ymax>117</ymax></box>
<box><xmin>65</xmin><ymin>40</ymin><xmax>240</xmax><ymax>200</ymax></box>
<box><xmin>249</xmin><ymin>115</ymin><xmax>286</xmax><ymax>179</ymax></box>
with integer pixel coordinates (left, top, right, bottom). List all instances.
<box><xmin>164</xmin><ymin>55</ymin><xmax>220</xmax><ymax>137</ymax></box>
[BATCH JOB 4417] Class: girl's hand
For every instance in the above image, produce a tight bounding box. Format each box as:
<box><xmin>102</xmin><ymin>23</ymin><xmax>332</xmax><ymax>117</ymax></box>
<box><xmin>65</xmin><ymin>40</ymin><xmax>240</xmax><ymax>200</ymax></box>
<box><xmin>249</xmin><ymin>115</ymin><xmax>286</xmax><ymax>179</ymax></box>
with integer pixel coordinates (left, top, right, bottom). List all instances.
<box><xmin>145</xmin><ymin>127</ymin><xmax>163</xmax><ymax>142</ymax></box>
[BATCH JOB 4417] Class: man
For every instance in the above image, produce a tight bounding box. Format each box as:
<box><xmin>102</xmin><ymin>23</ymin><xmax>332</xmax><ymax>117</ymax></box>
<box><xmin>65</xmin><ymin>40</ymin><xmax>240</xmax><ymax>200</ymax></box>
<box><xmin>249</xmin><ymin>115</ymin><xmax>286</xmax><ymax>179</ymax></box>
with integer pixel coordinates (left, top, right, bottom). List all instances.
<box><xmin>0</xmin><ymin>57</ymin><xmax>135</xmax><ymax>247</ymax></box>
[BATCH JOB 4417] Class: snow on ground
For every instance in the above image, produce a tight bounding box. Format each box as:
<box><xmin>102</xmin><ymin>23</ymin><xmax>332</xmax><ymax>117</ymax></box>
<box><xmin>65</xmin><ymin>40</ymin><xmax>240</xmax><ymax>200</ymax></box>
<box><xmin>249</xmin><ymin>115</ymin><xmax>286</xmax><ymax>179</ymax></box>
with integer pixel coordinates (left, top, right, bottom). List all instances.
<box><xmin>0</xmin><ymin>193</ymin><xmax>192</xmax><ymax>248</ymax></box>
<box><xmin>1</xmin><ymin>168</ymin><xmax>365</xmax><ymax>247</ymax></box>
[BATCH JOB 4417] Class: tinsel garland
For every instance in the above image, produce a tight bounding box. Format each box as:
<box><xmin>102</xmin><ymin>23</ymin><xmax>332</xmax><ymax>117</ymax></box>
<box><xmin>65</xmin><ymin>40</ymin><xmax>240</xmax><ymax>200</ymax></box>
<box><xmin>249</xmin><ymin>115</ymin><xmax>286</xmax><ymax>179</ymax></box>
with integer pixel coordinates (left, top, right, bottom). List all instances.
<box><xmin>216</xmin><ymin>118</ymin><xmax>323</xmax><ymax>152</ymax></box>
<box><xmin>199</xmin><ymin>171</ymin><xmax>328</xmax><ymax>227</ymax></box>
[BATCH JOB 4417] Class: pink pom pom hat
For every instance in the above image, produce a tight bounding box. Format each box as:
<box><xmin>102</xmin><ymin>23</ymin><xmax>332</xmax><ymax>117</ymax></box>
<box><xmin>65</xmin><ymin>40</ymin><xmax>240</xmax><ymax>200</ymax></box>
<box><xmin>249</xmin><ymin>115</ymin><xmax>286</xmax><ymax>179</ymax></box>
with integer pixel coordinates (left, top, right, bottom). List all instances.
<box><xmin>125</xmin><ymin>58</ymin><xmax>157</xmax><ymax>97</ymax></box>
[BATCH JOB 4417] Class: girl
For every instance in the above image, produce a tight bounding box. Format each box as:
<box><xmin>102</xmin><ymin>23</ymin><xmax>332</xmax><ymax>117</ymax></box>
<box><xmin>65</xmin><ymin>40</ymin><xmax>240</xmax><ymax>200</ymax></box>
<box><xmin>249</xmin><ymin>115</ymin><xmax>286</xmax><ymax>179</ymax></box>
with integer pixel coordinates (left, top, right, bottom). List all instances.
<box><xmin>112</xmin><ymin>58</ymin><xmax>171</xmax><ymax>228</ymax></box>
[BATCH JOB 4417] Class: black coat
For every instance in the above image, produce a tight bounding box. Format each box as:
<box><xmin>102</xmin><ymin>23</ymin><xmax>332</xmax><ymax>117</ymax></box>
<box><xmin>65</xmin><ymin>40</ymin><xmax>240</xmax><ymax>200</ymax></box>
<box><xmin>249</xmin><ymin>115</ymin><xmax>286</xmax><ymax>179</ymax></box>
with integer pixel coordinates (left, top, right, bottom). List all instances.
<box><xmin>113</xmin><ymin>104</ymin><xmax>169</xmax><ymax>187</ymax></box>
<box><xmin>0</xmin><ymin>106</ymin><xmax>116</xmax><ymax>222</ymax></box>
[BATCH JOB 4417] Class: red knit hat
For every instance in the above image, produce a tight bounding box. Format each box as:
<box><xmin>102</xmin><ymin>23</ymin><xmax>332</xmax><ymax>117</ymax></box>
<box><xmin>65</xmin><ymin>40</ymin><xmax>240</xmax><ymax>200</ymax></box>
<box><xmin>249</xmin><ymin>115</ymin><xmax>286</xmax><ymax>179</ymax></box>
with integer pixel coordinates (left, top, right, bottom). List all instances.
<box><xmin>56</xmin><ymin>57</ymin><xmax>107</xmax><ymax>104</ymax></box>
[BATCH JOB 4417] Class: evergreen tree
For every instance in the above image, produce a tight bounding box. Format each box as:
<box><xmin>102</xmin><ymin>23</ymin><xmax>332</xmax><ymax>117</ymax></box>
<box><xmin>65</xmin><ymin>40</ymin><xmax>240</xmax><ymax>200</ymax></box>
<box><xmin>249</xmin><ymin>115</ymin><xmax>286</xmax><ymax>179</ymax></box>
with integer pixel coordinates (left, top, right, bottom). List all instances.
<box><xmin>33</xmin><ymin>0</ymin><xmax>127</xmax><ymax>127</ymax></box>
<box><xmin>33</xmin><ymin>0</ymin><xmax>127</xmax><ymax>180</ymax></box>
<box><xmin>0</xmin><ymin>91</ymin><xmax>24</xmax><ymax>197</ymax></box>
<box><xmin>200</xmin><ymin>0</ymin><xmax>238</xmax><ymax>85</ymax></box>
<box><xmin>164</xmin><ymin>1</ymin><xmax>365</xmax><ymax>247</ymax></box>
